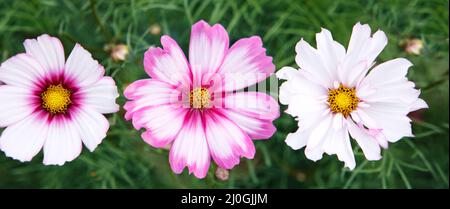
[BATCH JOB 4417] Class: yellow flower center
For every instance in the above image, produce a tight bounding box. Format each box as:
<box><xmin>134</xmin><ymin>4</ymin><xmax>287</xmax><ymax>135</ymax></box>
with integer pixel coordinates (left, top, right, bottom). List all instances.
<box><xmin>189</xmin><ymin>87</ymin><xmax>211</xmax><ymax>109</ymax></box>
<box><xmin>41</xmin><ymin>84</ymin><xmax>72</xmax><ymax>114</ymax></box>
<box><xmin>327</xmin><ymin>84</ymin><xmax>359</xmax><ymax>117</ymax></box>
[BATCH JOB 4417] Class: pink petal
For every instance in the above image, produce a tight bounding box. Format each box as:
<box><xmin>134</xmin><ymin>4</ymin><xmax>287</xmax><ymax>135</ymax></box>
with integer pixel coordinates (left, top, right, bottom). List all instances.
<box><xmin>189</xmin><ymin>20</ymin><xmax>229</xmax><ymax>87</ymax></box>
<box><xmin>204</xmin><ymin>110</ymin><xmax>255</xmax><ymax>169</ymax></box>
<box><xmin>169</xmin><ymin>111</ymin><xmax>210</xmax><ymax>179</ymax></box>
<box><xmin>132</xmin><ymin>105</ymin><xmax>188</xmax><ymax>148</ymax></box>
<box><xmin>23</xmin><ymin>34</ymin><xmax>65</xmax><ymax>75</ymax></box>
<box><xmin>213</xmin><ymin>36</ymin><xmax>274</xmax><ymax>92</ymax></box>
<box><xmin>65</xmin><ymin>43</ymin><xmax>105</xmax><ymax>88</ymax></box>
<box><xmin>123</xmin><ymin>79</ymin><xmax>182</xmax><ymax>120</ymax></box>
<box><xmin>144</xmin><ymin>35</ymin><xmax>191</xmax><ymax>86</ymax></box>
<box><xmin>215</xmin><ymin>92</ymin><xmax>279</xmax><ymax>139</ymax></box>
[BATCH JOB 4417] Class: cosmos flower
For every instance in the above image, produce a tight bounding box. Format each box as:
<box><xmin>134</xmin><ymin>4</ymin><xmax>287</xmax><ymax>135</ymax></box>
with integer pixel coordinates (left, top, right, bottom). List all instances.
<box><xmin>277</xmin><ymin>22</ymin><xmax>428</xmax><ymax>170</ymax></box>
<box><xmin>124</xmin><ymin>20</ymin><xmax>279</xmax><ymax>178</ymax></box>
<box><xmin>0</xmin><ymin>34</ymin><xmax>119</xmax><ymax>165</ymax></box>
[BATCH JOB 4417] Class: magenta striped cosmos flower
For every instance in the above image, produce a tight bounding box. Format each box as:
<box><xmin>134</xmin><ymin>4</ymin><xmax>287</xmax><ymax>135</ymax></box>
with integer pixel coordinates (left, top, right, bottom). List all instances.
<box><xmin>0</xmin><ymin>35</ymin><xmax>119</xmax><ymax>165</ymax></box>
<box><xmin>124</xmin><ymin>20</ymin><xmax>279</xmax><ymax>178</ymax></box>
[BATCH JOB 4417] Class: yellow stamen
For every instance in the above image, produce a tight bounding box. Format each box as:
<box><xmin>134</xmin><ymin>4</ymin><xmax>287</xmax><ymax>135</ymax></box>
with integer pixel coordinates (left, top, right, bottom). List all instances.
<box><xmin>189</xmin><ymin>87</ymin><xmax>211</xmax><ymax>109</ymax></box>
<box><xmin>41</xmin><ymin>84</ymin><xmax>72</xmax><ymax>114</ymax></box>
<box><xmin>327</xmin><ymin>84</ymin><xmax>358</xmax><ymax>117</ymax></box>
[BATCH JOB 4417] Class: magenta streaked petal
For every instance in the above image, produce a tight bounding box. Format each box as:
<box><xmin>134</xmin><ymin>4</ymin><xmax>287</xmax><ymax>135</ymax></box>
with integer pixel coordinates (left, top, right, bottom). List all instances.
<box><xmin>189</xmin><ymin>20</ymin><xmax>229</xmax><ymax>87</ymax></box>
<box><xmin>0</xmin><ymin>85</ymin><xmax>37</xmax><ymax>127</ymax></box>
<box><xmin>76</xmin><ymin>76</ymin><xmax>119</xmax><ymax>114</ymax></box>
<box><xmin>169</xmin><ymin>111</ymin><xmax>210</xmax><ymax>179</ymax></box>
<box><xmin>132</xmin><ymin>105</ymin><xmax>188</xmax><ymax>148</ymax></box>
<box><xmin>204</xmin><ymin>110</ymin><xmax>255</xmax><ymax>169</ymax></box>
<box><xmin>65</xmin><ymin>43</ymin><xmax>105</xmax><ymax>88</ymax></box>
<box><xmin>43</xmin><ymin>117</ymin><xmax>83</xmax><ymax>166</ymax></box>
<box><xmin>213</xmin><ymin>36</ymin><xmax>274</xmax><ymax>92</ymax></box>
<box><xmin>23</xmin><ymin>34</ymin><xmax>65</xmax><ymax>75</ymax></box>
<box><xmin>215</xmin><ymin>92</ymin><xmax>279</xmax><ymax>139</ymax></box>
<box><xmin>123</xmin><ymin>79</ymin><xmax>182</xmax><ymax>120</ymax></box>
<box><xmin>144</xmin><ymin>35</ymin><xmax>191</xmax><ymax>86</ymax></box>
<box><xmin>0</xmin><ymin>112</ymin><xmax>49</xmax><ymax>162</ymax></box>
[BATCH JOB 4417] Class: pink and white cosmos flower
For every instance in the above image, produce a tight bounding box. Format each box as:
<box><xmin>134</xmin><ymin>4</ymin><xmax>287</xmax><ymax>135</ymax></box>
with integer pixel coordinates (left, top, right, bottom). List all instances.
<box><xmin>0</xmin><ymin>34</ymin><xmax>119</xmax><ymax>165</ymax></box>
<box><xmin>277</xmin><ymin>22</ymin><xmax>428</xmax><ymax>170</ymax></box>
<box><xmin>124</xmin><ymin>20</ymin><xmax>279</xmax><ymax>178</ymax></box>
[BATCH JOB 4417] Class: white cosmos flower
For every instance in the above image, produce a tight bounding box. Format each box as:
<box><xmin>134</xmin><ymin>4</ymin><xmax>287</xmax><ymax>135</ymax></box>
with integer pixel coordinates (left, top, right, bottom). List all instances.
<box><xmin>0</xmin><ymin>34</ymin><xmax>119</xmax><ymax>165</ymax></box>
<box><xmin>276</xmin><ymin>22</ymin><xmax>428</xmax><ymax>170</ymax></box>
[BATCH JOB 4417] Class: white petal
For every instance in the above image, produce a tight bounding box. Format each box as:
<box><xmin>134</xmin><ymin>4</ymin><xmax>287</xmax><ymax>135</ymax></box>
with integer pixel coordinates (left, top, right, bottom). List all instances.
<box><xmin>76</xmin><ymin>76</ymin><xmax>119</xmax><ymax>114</ymax></box>
<box><xmin>43</xmin><ymin>118</ymin><xmax>82</xmax><ymax>166</ymax></box>
<box><xmin>323</xmin><ymin>128</ymin><xmax>356</xmax><ymax>170</ymax></box>
<box><xmin>71</xmin><ymin>107</ymin><xmax>109</xmax><ymax>152</ymax></box>
<box><xmin>65</xmin><ymin>44</ymin><xmax>104</xmax><ymax>87</ymax></box>
<box><xmin>277</xmin><ymin>66</ymin><xmax>327</xmax><ymax>105</ymax></box>
<box><xmin>316</xmin><ymin>28</ymin><xmax>345</xmax><ymax>77</ymax></box>
<box><xmin>295</xmin><ymin>39</ymin><xmax>333</xmax><ymax>88</ymax></box>
<box><xmin>410</xmin><ymin>98</ymin><xmax>428</xmax><ymax>112</ymax></box>
<box><xmin>358</xmin><ymin>101</ymin><xmax>413</xmax><ymax>142</ymax></box>
<box><xmin>23</xmin><ymin>34</ymin><xmax>65</xmax><ymax>74</ymax></box>
<box><xmin>361</xmin><ymin>58</ymin><xmax>413</xmax><ymax>88</ymax></box>
<box><xmin>0</xmin><ymin>85</ymin><xmax>36</xmax><ymax>127</ymax></box>
<box><xmin>347</xmin><ymin>119</ymin><xmax>381</xmax><ymax>161</ymax></box>
<box><xmin>0</xmin><ymin>112</ymin><xmax>48</xmax><ymax>162</ymax></box>
<box><xmin>0</xmin><ymin>53</ymin><xmax>45</xmax><ymax>89</ymax></box>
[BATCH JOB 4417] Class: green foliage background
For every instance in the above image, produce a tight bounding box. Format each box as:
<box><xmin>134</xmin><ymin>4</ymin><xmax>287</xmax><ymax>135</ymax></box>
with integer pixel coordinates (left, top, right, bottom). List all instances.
<box><xmin>0</xmin><ymin>0</ymin><xmax>448</xmax><ymax>189</ymax></box>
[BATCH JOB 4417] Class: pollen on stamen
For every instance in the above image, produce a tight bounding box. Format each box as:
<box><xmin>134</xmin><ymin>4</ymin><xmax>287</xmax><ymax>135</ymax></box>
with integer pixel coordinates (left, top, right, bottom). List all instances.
<box><xmin>327</xmin><ymin>84</ymin><xmax>359</xmax><ymax>117</ymax></box>
<box><xmin>189</xmin><ymin>87</ymin><xmax>211</xmax><ymax>109</ymax></box>
<box><xmin>41</xmin><ymin>84</ymin><xmax>72</xmax><ymax>114</ymax></box>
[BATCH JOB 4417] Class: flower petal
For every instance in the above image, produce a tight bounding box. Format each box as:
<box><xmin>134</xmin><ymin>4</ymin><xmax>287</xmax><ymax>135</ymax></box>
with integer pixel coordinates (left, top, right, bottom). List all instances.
<box><xmin>65</xmin><ymin>44</ymin><xmax>105</xmax><ymax>88</ymax></box>
<box><xmin>0</xmin><ymin>85</ymin><xmax>37</xmax><ymax>127</ymax></box>
<box><xmin>71</xmin><ymin>107</ymin><xmax>109</xmax><ymax>152</ymax></box>
<box><xmin>204</xmin><ymin>110</ymin><xmax>255</xmax><ymax>169</ymax></box>
<box><xmin>23</xmin><ymin>34</ymin><xmax>65</xmax><ymax>74</ymax></box>
<box><xmin>216</xmin><ymin>92</ymin><xmax>279</xmax><ymax>139</ymax></box>
<box><xmin>323</xmin><ymin>128</ymin><xmax>356</xmax><ymax>170</ymax></box>
<box><xmin>295</xmin><ymin>39</ymin><xmax>333</xmax><ymax>88</ymax></box>
<box><xmin>357</xmin><ymin>101</ymin><xmax>413</xmax><ymax>142</ymax></box>
<box><xmin>189</xmin><ymin>20</ymin><xmax>229</xmax><ymax>87</ymax></box>
<box><xmin>316</xmin><ymin>28</ymin><xmax>346</xmax><ymax>78</ymax></box>
<box><xmin>347</xmin><ymin>119</ymin><xmax>382</xmax><ymax>161</ymax></box>
<box><xmin>0</xmin><ymin>53</ymin><xmax>46</xmax><ymax>89</ymax></box>
<box><xmin>76</xmin><ymin>76</ymin><xmax>119</xmax><ymax>114</ymax></box>
<box><xmin>169</xmin><ymin>111</ymin><xmax>210</xmax><ymax>179</ymax></box>
<box><xmin>0</xmin><ymin>112</ymin><xmax>48</xmax><ymax>162</ymax></box>
<box><xmin>43</xmin><ymin>117</ymin><xmax>83</xmax><ymax>166</ymax></box>
<box><xmin>123</xmin><ymin>79</ymin><xmax>181</xmax><ymax>120</ymax></box>
<box><xmin>276</xmin><ymin>66</ymin><xmax>327</xmax><ymax>105</ymax></box>
<box><xmin>144</xmin><ymin>35</ymin><xmax>191</xmax><ymax>86</ymax></box>
<box><xmin>132</xmin><ymin>105</ymin><xmax>188</xmax><ymax>148</ymax></box>
<box><xmin>214</xmin><ymin>36</ymin><xmax>274</xmax><ymax>92</ymax></box>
